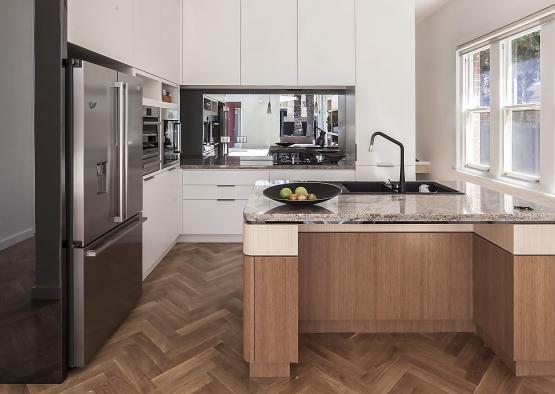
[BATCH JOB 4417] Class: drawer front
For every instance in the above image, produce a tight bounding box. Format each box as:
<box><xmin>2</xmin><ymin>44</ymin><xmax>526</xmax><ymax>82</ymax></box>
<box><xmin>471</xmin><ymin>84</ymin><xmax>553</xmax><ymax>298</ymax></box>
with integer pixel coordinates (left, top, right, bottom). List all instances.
<box><xmin>269</xmin><ymin>169</ymin><xmax>356</xmax><ymax>182</ymax></box>
<box><xmin>182</xmin><ymin>184</ymin><xmax>254</xmax><ymax>200</ymax></box>
<box><xmin>182</xmin><ymin>170</ymin><xmax>269</xmax><ymax>185</ymax></box>
<box><xmin>182</xmin><ymin>199</ymin><xmax>247</xmax><ymax>235</ymax></box>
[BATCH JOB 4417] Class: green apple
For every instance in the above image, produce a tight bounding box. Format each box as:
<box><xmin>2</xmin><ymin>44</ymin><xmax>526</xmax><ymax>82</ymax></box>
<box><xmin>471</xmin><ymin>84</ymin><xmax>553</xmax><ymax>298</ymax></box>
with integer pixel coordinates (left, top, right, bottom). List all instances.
<box><xmin>295</xmin><ymin>186</ymin><xmax>308</xmax><ymax>197</ymax></box>
<box><xmin>279</xmin><ymin>187</ymin><xmax>293</xmax><ymax>199</ymax></box>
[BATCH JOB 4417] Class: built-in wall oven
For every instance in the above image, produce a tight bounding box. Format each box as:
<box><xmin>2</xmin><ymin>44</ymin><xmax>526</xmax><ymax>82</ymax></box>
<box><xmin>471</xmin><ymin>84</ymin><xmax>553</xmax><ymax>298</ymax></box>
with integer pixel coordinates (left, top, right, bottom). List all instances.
<box><xmin>162</xmin><ymin>108</ymin><xmax>181</xmax><ymax>168</ymax></box>
<box><xmin>143</xmin><ymin>106</ymin><xmax>161</xmax><ymax>175</ymax></box>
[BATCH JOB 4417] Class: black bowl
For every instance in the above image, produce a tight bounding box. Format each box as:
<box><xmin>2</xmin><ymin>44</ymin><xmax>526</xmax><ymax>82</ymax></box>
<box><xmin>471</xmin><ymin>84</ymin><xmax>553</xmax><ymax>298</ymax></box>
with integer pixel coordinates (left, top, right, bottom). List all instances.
<box><xmin>263</xmin><ymin>182</ymin><xmax>342</xmax><ymax>206</ymax></box>
<box><xmin>275</xmin><ymin>142</ymin><xmax>295</xmax><ymax>147</ymax></box>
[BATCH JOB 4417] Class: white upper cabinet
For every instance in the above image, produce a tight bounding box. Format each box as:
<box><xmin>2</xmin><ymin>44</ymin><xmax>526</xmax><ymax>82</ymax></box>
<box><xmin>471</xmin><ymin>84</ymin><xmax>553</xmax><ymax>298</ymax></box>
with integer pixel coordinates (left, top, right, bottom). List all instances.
<box><xmin>133</xmin><ymin>0</ymin><xmax>181</xmax><ymax>84</ymax></box>
<box><xmin>182</xmin><ymin>0</ymin><xmax>241</xmax><ymax>86</ymax></box>
<box><xmin>298</xmin><ymin>0</ymin><xmax>356</xmax><ymax>86</ymax></box>
<box><xmin>240</xmin><ymin>0</ymin><xmax>298</xmax><ymax>86</ymax></box>
<box><xmin>68</xmin><ymin>0</ymin><xmax>134</xmax><ymax>65</ymax></box>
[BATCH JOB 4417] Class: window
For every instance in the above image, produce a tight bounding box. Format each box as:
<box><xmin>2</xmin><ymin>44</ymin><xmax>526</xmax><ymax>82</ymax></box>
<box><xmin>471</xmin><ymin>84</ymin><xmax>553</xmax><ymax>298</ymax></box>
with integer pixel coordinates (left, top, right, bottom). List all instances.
<box><xmin>459</xmin><ymin>20</ymin><xmax>550</xmax><ymax>190</ymax></box>
<box><xmin>463</xmin><ymin>47</ymin><xmax>491</xmax><ymax>169</ymax></box>
<box><xmin>503</xmin><ymin>29</ymin><xmax>541</xmax><ymax>181</ymax></box>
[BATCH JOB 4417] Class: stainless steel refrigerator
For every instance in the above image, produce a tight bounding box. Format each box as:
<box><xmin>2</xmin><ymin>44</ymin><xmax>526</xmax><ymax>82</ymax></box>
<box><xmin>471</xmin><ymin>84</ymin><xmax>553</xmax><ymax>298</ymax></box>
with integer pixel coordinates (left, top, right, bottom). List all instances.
<box><xmin>67</xmin><ymin>60</ymin><xmax>145</xmax><ymax>367</ymax></box>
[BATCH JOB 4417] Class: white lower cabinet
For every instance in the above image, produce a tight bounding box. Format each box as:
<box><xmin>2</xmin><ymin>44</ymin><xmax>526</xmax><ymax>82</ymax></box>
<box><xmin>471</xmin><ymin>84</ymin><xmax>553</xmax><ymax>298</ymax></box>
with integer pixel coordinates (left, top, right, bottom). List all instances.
<box><xmin>143</xmin><ymin>167</ymin><xmax>180</xmax><ymax>278</ymax></box>
<box><xmin>182</xmin><ymin>199</ymin><xmax>246</xmax><ymax>235</ymax></box>
<box><xmin>269</xmin><ymin>169</ymin><xmax>356</xmax><ymax>182</ymax></box>
<box><xmin>181</xmin><ymin>170</ymin><xmax>269</xmax><ymax>237</ymax></box>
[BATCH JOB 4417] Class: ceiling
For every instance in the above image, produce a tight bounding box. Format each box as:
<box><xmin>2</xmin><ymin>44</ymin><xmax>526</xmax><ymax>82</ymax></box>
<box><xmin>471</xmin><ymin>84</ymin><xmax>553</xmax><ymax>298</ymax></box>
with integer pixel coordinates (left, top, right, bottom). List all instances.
<box><xmin>415</xmin><ymin>0</ymin><xmax>450</xmax><ymax>23</ymax></box>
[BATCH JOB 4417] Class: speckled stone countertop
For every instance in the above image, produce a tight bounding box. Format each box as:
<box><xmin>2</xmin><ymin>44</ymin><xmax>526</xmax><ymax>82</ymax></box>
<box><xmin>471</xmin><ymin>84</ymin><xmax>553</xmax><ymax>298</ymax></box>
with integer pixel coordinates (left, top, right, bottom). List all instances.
<box><xmin>244</xmin><ymin>181</ymin><xmax>555</xmax><ymax>224</ymax></box>
<box><xmin>180</xmin><ymin>156</ymin><xmax>356</xmax><ymax>170</ymax></box>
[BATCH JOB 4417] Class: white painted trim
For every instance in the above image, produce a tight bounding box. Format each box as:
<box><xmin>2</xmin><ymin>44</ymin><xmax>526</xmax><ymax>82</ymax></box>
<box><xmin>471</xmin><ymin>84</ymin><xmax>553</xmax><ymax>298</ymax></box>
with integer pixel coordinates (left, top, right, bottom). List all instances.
<box><xmin>0</xmin><ymin>228</ymin><xmax>34</xmax><ymax>252</ymax></box>
<box><xmin>177</xmin><ymin>234</ymin><xmax>243</xmax><ymax>243</ymax></box>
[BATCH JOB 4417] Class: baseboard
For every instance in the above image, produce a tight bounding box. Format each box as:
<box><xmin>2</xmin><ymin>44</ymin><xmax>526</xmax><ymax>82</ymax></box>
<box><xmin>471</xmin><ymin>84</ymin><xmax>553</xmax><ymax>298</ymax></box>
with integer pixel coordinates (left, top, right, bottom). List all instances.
<box><xmin>177</xmin><ymin>234</ymin><xmax>243</xmax><ymax>243</ymax></box>
<box><xmin>0</xmin><ymin>228</ymin><xmax>34</xmax><ymax>251</ymax></box>
<box><xmin>143</xmin><ymin>240</ymin><xmax>177</xmax><ymax>281</ymax></box>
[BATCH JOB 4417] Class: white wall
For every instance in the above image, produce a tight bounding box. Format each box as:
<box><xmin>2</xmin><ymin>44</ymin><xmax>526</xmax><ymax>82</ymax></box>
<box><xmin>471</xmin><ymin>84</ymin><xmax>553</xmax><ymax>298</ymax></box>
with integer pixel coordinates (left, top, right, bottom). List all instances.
<box><xmin>416</xmin><ymin>0</ymin><xmax>554</xmax><ymax>181</ymax></box>
<box><xmin>355</xmin><ymin>0</ymin><xmax>416</xmax><ymax>181</ymax></box>
<box><xmin>0</xmin><ymin>0</ymin><xmax>35</xmax><ymax>250</ymax></box>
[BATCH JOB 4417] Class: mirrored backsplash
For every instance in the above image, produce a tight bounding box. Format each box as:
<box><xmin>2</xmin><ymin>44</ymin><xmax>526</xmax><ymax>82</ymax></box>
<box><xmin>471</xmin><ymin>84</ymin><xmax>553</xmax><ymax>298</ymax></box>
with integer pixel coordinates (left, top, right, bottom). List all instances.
<box><xmin>181</xmin><ymin>89</ymin><xmax>355</xmax><ymax>161</ymax></box>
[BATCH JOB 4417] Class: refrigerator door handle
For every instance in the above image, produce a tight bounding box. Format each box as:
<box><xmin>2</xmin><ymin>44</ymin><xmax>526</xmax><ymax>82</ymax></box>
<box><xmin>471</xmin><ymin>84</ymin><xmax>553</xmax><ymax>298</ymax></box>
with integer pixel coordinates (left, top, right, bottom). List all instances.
<box><xmin>123</xmin><ymin>82</ymin><xmax>129</xmax><ymax>221</ymax></box>
<box><xmin>85</xmin><ymin>217</ymin><xmax>147</xmax><ymax>257</ymax></box>
<box><xmin>113</xmin><ymin>82</ymin><xmax>126</xmax><ymax>223</ymax></box>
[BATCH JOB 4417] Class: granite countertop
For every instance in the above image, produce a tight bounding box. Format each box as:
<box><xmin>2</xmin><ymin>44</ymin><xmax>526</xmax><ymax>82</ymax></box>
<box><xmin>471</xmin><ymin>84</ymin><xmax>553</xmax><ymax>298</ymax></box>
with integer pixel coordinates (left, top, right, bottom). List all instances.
<box><xmin>181</xmin><ymin>156</ymin><xmax>356</xmax><ymax>170</ymax></box>
<box><xmin>244</xmin><ymin>181</ymin><xmax>555</xmax><ymax>224</ymax></box>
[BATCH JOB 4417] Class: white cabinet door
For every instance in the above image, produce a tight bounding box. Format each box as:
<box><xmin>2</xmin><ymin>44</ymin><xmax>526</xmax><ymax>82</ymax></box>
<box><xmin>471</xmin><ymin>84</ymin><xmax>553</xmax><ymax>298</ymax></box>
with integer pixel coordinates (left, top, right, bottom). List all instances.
<box><xmin>182</xmin><ymin>170</ymin><xmax>269</xmax><ymax>185</ymax></box>
<box><xmin>143</xmin><ymin>172</ymin><xmax>165</xmax><ymax>278</ymax></box>
<box><xmin>68</xmin><ymin>0</ymin><xmax>134</xmax><ymax>65</ymax></box>
<box><xmin>142</xmin><ymin>168</ymin><xmax>180</xmax><ymax>279</ymax></box>
<box><xmin>166</xmin><ymin>168</ymin><xmax>181</xmax><ymax>241</ymax></box>
<box><xmin>241</xmin><ymin>0</ymin><xmax>298</xmax><ymax>86</ymax></box>
<box><xmin>133</xmin><ymin>0</ymin><xmax>181</xmax><ymax>83</ymax></box>
<box><xmin>269</xmin><ymin>169</ymin><xmax>356</xmax><ymax>182</ymax></box>
<box><xmin>182</xmin><ymin>0</ymin><xmax>241</xmax><ymax>85</ymax></box>
<box><xmin>182</xmin><ymin>200</ymin><xmax>247</xmax><ymax>235</ymax></box>
<box><xmin>298</xmin><ymin>0</ymin><xmax>355</xmax><ymax>86</ymax></box>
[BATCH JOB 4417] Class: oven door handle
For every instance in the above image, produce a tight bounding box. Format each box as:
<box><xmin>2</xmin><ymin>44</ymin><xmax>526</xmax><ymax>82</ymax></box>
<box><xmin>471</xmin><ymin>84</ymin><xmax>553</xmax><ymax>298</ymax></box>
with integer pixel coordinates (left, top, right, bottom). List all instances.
<box><xmin>174</xmin><ymin>122</ymin><xmax>181</xmax><ymax>154</ymax></box>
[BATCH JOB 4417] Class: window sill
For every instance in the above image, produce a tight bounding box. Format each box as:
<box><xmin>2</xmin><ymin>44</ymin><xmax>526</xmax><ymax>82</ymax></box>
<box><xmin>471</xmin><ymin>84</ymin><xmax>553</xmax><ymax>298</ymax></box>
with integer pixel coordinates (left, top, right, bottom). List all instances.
<box><xmin>456</xmin><ymin>168</ymin><xmax>555</xmax><ymax>207</ymax></box>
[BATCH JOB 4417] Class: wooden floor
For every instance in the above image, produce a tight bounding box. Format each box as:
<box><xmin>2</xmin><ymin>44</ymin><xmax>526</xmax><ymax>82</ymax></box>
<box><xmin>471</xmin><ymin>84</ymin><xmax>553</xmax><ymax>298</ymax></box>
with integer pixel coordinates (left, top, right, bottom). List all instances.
<box><xmin>3</xmin><ymin>243</ymin><xmax>555</xmax><ymax>393</ymax></box>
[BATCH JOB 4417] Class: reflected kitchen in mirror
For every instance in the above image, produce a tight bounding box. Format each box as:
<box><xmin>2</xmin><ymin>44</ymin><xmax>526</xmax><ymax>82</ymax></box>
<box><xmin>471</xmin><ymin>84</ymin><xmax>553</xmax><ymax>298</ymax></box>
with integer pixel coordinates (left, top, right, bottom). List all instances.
<box><xmin>180</xmin><ymin>89</ymin><xmax>355</xmax><ymax>166</ymax></box>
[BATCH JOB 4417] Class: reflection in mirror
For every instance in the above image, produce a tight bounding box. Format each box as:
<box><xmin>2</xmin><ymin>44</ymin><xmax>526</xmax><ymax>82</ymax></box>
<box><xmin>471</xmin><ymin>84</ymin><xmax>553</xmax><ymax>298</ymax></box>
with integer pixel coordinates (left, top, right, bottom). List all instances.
<box><xmin>201</xmin><ymin>91</ymin><xmax>348</xmax><ymax>158</ymax></box>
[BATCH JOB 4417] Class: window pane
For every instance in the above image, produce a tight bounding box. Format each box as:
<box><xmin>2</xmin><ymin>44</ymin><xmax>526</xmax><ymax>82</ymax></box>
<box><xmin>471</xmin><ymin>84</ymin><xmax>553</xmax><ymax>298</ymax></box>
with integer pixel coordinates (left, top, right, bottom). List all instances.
<box><xmin>511</xmin><ymin>30</ymin><xmax>541</xmax><ymax>104</ymax></box>
<box><xmin>467</xmin><ymin>112</ymin><xmax>491</xmax><ymax>166</ymax></box>
<box><xmin>510</xmin><ymin>110</ymin><xmax>540</xmax><ymax>176</ymax></box>
<box><xmin>469</xmin><ymin>49</ymin><xmax>490</xmax><ymax>107</ymax></box>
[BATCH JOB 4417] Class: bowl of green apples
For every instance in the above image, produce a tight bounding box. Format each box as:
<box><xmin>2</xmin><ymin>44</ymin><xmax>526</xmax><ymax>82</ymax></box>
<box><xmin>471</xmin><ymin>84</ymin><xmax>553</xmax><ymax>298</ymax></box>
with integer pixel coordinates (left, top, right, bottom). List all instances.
<box><xmin>263</xmin><ymin>182</ymin><xmax>342</xmax><ymax>206</ymax></box>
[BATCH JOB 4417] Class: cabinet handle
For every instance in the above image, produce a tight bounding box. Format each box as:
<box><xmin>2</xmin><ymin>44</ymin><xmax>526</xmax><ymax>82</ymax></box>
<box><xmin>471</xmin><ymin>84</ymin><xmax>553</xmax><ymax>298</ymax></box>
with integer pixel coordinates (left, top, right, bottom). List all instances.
<box><xmin>144</xmin><ymin>176</ymin><xmax>155</xmax><ymax>182</ymax></box>
<box><xmin>217</xmin><ymin>184</ymin><xmax>236</xmax><ymax>187</ymax></box>
<box><xmin>377</xmin><ymin>163</ymin><xmax>396</xmax><ymax>168</ymax></box>
<box><xmin>217</xmin><ymin>198</ymin><xmax>236</xmax><ymax>202</ymax></box>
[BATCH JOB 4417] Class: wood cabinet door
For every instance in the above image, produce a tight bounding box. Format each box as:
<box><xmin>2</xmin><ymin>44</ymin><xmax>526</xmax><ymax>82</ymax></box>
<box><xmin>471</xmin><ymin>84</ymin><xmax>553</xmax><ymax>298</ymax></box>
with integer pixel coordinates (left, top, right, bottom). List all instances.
<box><xmin>68</xmin><ymin>0</ymin><xmax>134</xmax><ymax>65</ymax></box>
<box><xmin>473</xmin><ymin>235</ymin><xmax>515</xmax><ymax>360</ymax></box>
<box><xmin>240</xmin><ymin>0</ymin><xmax>298</xmax><ymax>86</ymax></box>
<box><xmin>298</xmin><ymin>0</ymin><xmax>355</xmax><ymax>86</ymax></box>
<box><xmin>299</xmin><ymin>233</ymin><xmax>473</xmax><ymax>321</ymax></box>
<box><xmin>182</xmin><ymin>0</ymin><xmax>241</xmax><ymax>85</ymax></box>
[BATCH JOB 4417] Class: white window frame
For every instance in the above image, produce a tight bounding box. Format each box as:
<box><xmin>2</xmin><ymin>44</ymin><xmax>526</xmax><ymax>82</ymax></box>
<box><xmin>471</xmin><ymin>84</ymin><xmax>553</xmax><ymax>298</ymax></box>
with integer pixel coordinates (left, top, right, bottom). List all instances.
<box><xmin>500</xmin><ymin>28</ymin><xmax>541</xmax><ymax>183</ymax></box>
<box><xmin>462</xmin><ymin>46</ymin><xmax>491</xmax><ymax>172</ymax></box>
<box><xmin>456</xmin><ymin>8</ymin><xmax>555</xmax><ymax>195</ymax></box>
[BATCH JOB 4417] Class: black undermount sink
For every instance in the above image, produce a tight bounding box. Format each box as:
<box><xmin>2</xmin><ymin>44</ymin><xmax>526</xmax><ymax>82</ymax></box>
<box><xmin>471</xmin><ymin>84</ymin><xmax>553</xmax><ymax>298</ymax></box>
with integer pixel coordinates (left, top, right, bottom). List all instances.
<box><xmin>338</xmin><ymin>181</ymin><xmax>464</xmax><ymax>195</ymax></box>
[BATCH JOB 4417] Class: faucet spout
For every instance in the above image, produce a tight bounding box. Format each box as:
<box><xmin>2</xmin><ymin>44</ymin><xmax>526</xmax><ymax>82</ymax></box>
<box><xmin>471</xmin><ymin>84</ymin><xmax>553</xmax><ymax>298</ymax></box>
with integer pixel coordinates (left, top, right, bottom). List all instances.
<box><xmin>369</xmin><ymin>132</ymin><xmax>406</xmax><ymax>194</ymax></box>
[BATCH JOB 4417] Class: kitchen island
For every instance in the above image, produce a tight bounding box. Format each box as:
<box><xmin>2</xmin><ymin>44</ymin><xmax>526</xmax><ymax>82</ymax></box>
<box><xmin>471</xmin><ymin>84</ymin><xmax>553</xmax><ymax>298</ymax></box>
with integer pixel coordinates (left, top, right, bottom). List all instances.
<box><xmin>242</xmin><ymin>181</ymin><xmax>555</xmax><ymax>378</ymax></box>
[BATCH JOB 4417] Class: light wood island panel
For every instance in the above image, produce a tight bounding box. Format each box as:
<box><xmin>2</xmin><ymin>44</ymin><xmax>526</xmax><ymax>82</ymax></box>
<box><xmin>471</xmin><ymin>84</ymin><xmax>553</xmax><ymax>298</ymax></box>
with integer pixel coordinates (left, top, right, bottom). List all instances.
<box><xmin>243</xmin><ymin>223</ymin><xmax>555</xmax><ymax>378</ymax></box>
<box><xmin>298</xmin><ymin>232</ymin><xmax>473</xmax><ymax>329</ymax></box>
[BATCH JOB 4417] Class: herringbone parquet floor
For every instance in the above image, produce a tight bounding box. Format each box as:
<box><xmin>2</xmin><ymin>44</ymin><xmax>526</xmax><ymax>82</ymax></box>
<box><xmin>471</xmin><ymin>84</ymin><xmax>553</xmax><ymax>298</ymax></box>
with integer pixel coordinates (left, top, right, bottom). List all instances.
<box><xmin>3</xmin><ymin>243</ymin><xmax>555</xmax><ymax>393</ymax></box>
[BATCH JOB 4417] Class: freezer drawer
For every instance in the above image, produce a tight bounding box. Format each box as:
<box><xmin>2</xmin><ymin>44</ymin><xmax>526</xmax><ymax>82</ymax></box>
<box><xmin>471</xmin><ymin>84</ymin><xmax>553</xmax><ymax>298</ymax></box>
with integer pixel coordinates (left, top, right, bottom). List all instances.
<box><xmin>71</xmin><ymin>215</ymin><xmax>144</xmax><ymax>367</ymax></box>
